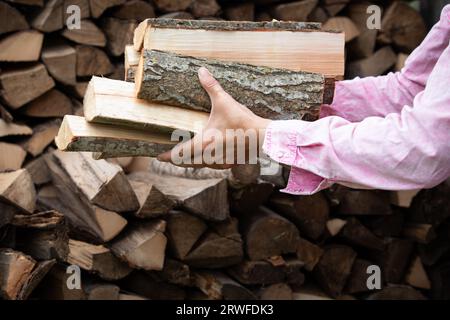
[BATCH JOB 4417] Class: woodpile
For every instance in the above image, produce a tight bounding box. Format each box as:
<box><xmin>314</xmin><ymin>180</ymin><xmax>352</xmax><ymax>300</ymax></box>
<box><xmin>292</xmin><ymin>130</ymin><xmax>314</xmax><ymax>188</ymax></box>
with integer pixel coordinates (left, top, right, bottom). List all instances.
<box><xmin>1</xmin><ymin>0</ymin><xmax>446</xmax><ymax>301</ymax></box>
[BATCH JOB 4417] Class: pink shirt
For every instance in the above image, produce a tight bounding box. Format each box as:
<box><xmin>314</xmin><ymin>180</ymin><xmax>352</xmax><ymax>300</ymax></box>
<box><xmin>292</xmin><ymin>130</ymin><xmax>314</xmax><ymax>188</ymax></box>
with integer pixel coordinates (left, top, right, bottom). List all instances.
<box><xmin>263</xmin><ymin>5</ymin><xmax>450</xmax><ymax>195</ymax></box>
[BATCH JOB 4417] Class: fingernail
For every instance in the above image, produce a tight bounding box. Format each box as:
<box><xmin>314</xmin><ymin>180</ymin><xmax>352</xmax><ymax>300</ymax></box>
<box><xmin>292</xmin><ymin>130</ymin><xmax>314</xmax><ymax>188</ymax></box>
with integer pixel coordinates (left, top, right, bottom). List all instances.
<box><xmin>198</xmin><ymin>67</ymin><xmax>211</xmax><ymax>77</ymax></box>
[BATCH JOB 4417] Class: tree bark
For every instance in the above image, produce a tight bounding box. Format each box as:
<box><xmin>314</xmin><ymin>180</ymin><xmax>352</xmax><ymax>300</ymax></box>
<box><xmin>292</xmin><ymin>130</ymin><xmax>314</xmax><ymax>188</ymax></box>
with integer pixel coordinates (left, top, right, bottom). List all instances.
<box><xmin>136</xmin><ymin>50</ymin><xmax>333</xmax><ymax>121</ymax></box>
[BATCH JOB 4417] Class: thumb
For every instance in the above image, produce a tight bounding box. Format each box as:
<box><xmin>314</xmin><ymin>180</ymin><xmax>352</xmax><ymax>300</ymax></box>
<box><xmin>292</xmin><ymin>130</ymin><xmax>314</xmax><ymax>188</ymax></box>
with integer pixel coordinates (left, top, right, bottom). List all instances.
<box><xmin>198</xmin><ymin>67</ymin><xmax>224</xmax><ymax>98</ymax></box>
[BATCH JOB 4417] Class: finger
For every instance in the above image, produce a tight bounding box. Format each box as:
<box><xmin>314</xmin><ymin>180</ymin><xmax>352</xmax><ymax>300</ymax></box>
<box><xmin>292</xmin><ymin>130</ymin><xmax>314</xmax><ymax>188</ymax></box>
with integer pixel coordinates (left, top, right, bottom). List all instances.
<box><xmin>157</xmin><ymin>133</ymin><xmax>211</xmax><ymax>165</ymax></box>
<box><xmin>198</xmin><ymin>67</ymin><xmax>225</xmax><ymax>98</ymax></box>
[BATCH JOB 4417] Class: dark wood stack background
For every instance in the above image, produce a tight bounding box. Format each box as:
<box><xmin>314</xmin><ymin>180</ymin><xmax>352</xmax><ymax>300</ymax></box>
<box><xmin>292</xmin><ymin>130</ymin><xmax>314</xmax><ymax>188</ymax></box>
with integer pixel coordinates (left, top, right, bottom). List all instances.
<box><xmin>1</xmin><ymin>0</ymin><xmax>450</xmax><ymax>300</ymax></box>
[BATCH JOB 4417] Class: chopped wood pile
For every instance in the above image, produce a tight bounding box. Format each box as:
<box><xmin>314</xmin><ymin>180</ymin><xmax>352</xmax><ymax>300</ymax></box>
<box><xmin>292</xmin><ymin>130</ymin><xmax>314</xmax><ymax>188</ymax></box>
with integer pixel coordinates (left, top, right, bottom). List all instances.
<box><xmin>1</xmin><ymin>0</ymin><xmax>448</xmax><ymax>301</ymax></box>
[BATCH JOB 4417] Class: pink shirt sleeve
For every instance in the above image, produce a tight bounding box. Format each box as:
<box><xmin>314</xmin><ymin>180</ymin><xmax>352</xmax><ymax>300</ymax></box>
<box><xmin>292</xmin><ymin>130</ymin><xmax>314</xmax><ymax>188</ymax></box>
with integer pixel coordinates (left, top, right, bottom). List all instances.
<box><xmin>321</xmin><ymin>4</ymin><xmax>450</xmax><ymax>122</ymax></box>
<box><xmin>263</xmin><ymin>6</ymin><xmax>450</xmax><ymax>195</ymax></box>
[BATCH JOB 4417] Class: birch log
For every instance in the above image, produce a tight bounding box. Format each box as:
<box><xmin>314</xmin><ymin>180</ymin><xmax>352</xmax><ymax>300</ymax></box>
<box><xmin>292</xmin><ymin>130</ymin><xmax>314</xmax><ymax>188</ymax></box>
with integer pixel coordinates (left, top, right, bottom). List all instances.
<box><xmin>136</xmin><ymin>50</ymin><xmax>333</xmax><ymax>121</ymax></box>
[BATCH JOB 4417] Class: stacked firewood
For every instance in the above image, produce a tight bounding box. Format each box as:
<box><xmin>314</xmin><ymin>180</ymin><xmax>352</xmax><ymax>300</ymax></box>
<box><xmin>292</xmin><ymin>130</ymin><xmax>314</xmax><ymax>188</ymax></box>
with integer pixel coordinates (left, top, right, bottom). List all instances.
<box><xmin>2</xmin><ymin>0</ymin><xmax>449</xmax><ymax>301</ymax></box>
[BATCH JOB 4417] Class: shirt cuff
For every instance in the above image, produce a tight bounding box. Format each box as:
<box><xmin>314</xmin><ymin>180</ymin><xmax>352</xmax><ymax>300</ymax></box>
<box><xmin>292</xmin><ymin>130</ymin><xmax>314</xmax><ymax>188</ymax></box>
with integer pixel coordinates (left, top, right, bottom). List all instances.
<box><xmin>262</xmin><ymin>120</ymin><xmax>334</xmax><ymax>195</ymax></box>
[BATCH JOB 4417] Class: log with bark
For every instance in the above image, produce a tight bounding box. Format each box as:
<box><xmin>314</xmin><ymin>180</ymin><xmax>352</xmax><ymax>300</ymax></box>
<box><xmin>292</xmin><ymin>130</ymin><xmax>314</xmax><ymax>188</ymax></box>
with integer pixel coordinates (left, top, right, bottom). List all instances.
<box><xmin>0</xmin><ymin>248</ymin><xmax>55</xmax><ymax>300</ymax></box>
<box><xmin>241</xmin><ymin>206</ymin><xmax>300</xmax><ymax>260</ymax></box>
<box><xmin>67</xmin><ymin>239</ymin><xmax>132</xmax><ymax>280</ymax></box>
<box><xmin>55</xmin><ymin>115</ymin><xmax>175</xmax><ymax>157</ymax></box>
<box><xmin>128</xmin><ymin>171</ymin><xmax>229</xmax><ymax>221</ymax></box>
<box><xmin>135</xmin><ymin>49</ymin><xmax>333</xmax><ymax>121</ymax></box>
<box><xmin>110</xmin><ymin>220</ymin><xmax>167</xmax><ymax>271</ymax></box>
<box><xmin>133</xmin><ymin>18</ymin><xmax>343</xmax><ymax>78</ymax></box>
<box><xmin>45</xmin><ymin>154</ymin><xmax>127</xmax><ymax>243</ymax></box>
<box><xmin>13</xmin><ymin>210</ymin><xmax>69</xmax><ymax>261</ymax></box>
<box><xmin>84</xmin><ymin>76</ymin><xmax>208</xmax><ymax>134</ymax></box>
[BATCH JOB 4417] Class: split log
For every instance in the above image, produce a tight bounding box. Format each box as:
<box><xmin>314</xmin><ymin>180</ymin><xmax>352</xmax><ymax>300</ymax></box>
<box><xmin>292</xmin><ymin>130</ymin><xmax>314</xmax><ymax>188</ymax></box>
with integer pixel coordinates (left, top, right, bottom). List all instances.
<box><xmin>27</xmin><ymin>38</ymin><xmax>54</xmax><ymax>73</ymax></box>
<box><xmin>230</xmin><ymin>164</ymin><xmax>260</xmax><ymax>187</ymax></box>
<box><xmin>194</xmin><ymin>271</ymin><xmax>256</xmax><ymax>300</ymax></box>
<box><xmin>22</xmin><ymin>119</ymin><xmax>60</xmax><ymax>156</ymax></box>
<box><xmin>325</xmin><ymin>218</ymin><xmax>347</xmax><ymax>237</ymax></box>
<box><xmin>64</xmin><ymin>0</ymin><xmax>90</xmax><ymax>19</ymax></box>
<box><xmin>84</xmin><ymin>77</ymin><xmax>208</xmax><ymax>134</ymax></box>
<box><xmin>378</xmin><ymin>1</ymin><xmax>427</xmax><ymax>53</ymax></box>
<box><xmin>259</xmin><ymin>283</ymin><xmax>293</xmax><ymax>300</ymax></box>
<box><xmin>158</xmin><ymin>11</ymin><xmax>193</xmax><ymax>19</ymax></box>
<box><xmin>0</xmin><ymin>30</ymin><xmax>44</xmax><ymax>62</ymax></box>
<box><xmin>136</xmin><ymin>49</ymin><xmax>331</xmax><ymax>121</ymax></box>
<box><xmin>128</xmin><ymin>176</ymin><xmax>175</xmax><ymax>218</ymax></box>
<box><xmin>405</xmin><ymin>256</ymin><xmax>431</xmax><ymax>290</ymax></box>
<box><xmin>128</xmin><ymin>171</ymin><xmax>229</xmax><ymax>221</ymax></box>
<box><xmin>31</xmin><ymin>0</ymin><xmax>64</xmax><ymax>32</ymax></box>
<box><xmin>314</xmin><ymin>245</ymin><xmax>356</xmax><ymax>298</ymax></box>
<box><xmin>323</xmin><ymin>17</ymin><xmax>360</xmax><ymax>42</ymax></box>
<box><xmin>224</xmin><ymin>3</ymin><xmax>254</xmax><ymax>21</ymax></box>
<box><xmin>45</xmin><ymin>154</ymin><xmax>127</xmax><ymax>243</ymax></box>
<box><xmin>372</xmin><ymin>238</ymin><xmax>414</xmax><ymax>284</ymax></box>
<box><xmin>153</xmin><ymin>0</ymin><xmax>192</xmax><ymax>12</ymax></box>
<box><xmin>296</xmin><ymin>238</ymin><xmax>323</xmax><ymax>271</ymax></box>
<box><xmin>0</xmin><ymin>169</ymin><xmax>36</xmax><ymax>213</ymax></box>
<box><xmin>119</xmin><ymin>292</ymin><xmax>148</xmax><ymax>300</ymax></box>
<box><xmin>12</xmin><ymin>210</ymin><xmax>69</xmax><ymax>260</ymax></box>
<box><xmin>165</xmin><ymin>211</ymin><xmax>207</xmax><ymax>260</ymax></box>
<box><xmin>339</xmin><ymin>217</ymin><xmax>385</xmax><ymax>251</ymax></box>
<box><xmin>146</xmin><ymin>158</ymin><xmax>230</xmax><ymax>180</ymax></box>
<box><xmin>269</xmin><ymin>192</ymin><xmax>329</xmax><ymax>240</ymax></box>
<box><xmin>153</xmin><ymin>258</ymin><xmax>192</xmax><ymax>287</ymax></box>
<box><xmin>292</xmin><ymin>286</ymin><xmax>333</xmax><ymax>300</ymax></box>
<box><xmin>119</xmin><ymin>271</ymin><xmax>186</xmax><ymax>300</ymax></box>
<box><xmin>134</xmin><ymin>18</ymin><xmax>344</xmax><ymax>78</ymax></box>
<box><xmin>402</xmin><ymin>223</ymin><xmax>436</xmax><ymax>244</ymax></box>
<box><xmin>55</xmin><ymin>115</ymin><xmax>175</xmax><ymax>157</ymax></box>
<box><xmin>0</xmin><ymin>2</ymin><xmax>29</xmax><ymax>35</ymax></box>
<box><xmin>68</xmin><ymin>82</ymin><xmax>89</xmax><ymax>100</ymax></box>
<box><xmin>25</xmin><ymin>153</ymin><xmax>52</xmax><ymax>185</ymax></box>
<box><xmin>228</xmin><ymin>260</ymin><xmax>286</xmax><ymax>285</ymax></box>
<box><xmin>183</xmin><ymin>218</ymin><xmax>243</xmax><ymax>268</ymax></box>
<box><xmin>61</xmin><ymin>20</ymin><xmax>107</xmax><ymax>46</ymax></box>
<box><xmin>0</xmin><ymin>142</ymin><xmax>27</xmax><ymax>171</ymax></box>
<box><xmin>395</xmin><ymin>53</ymin><xmax>409</xmax><ymax>72</ymax></box>
<box><xmin>345</xmin><ymin>258</ymin><xmax>375</xmax><ymax>294</ymax></box>
<box><xmin>112</xmin><ymin>0</ymin><xmax>155</xmax><ymax>20</ymax></box>
<box><xmin>0</xmin><ymin>104</ymin><xmax>13</xmax><ymax>123</ymax></box>
<box><xmin>346</xmin><ymin>2</ymin><xmax>377</xmax><ymax>59</ymax></box>
<box><xmin>362</xmin><ymin>210</ymin><xmax>405</xmax><ymax>238</ymax></box>
<box><xmin>0</xmin><ymin>63</ymin><xmax>54</xmax><ymax>109</ymax></box>
<box><xmin>75</xmin><ymin>45</ymin><xmax>113</xmax><ymax>77</ymax></box>
<box><xmin>6</xmin><ymin>0</ymin><xmax>44</xmax><ymax>5</ymax></box>
<box><xmin>21</xmin><ymin>89</ymin><xmax>73</xmax><ymax>118</ymax></box>
<box><xmin>429</xmin><ymin>262</ymin><xmax>450</xmax><ymax>299</ymax></box>
<box><xmin>110</xmin><ymin>220</ymin><xmax>167</xmax><ymax>271</ymax></box>
<box><xmin>67</xmin><ymin>239</ymin><xmax>132</xmax><ymax>280</ymax></box>
<box><xmin>0</xmin><ymin>249</ymin><xmax>55</xmax><ymax>300</ymax></box>
<box><xmin>308</xmin><ymin>6</ymin><xmax>328</xmax><ymax>23</ymax></box>
<box><xmin>37</xmin><ymin>264</ymin><xmax>120</xmax><ymax>300</ymax></box>
<box><xmin>271</xmin><ymin>0</ymin><xmax>318</xmax><ymax>21</ymax></box>
<box><xmin>102</xmin><ymin>18</ymin><xmax>137</xmax><ymax>56</ymax></box>
<box><xmin>367</xmin><ymin>285</ymin><xmax>426</xmax><ymax>300</ymax></box>
<box><xmin>347</xmin><ymin>46</ymin><xmax>397</xmax><ymax>79</ymax></box>
<box><xmin>333</xmin><ymin>188</ymin><xmax>393</xmax><ymax>215</ymax></box>
<box><xmin>53</xmin><ymin>150</ymin><xmax>139</xmax><ymax>212</ymax></box>
<box><xmin>88</xmin><ymin>0</ymin><xmax>125</xmax><ymax>18</ymax></box>
<box><xmin>241</xmin><ymin>206</ymin><xmax>300</xmax><ymax>260</ymax></box>
<box><xmin>124</xmin><ymin>45</ymin><xmax>139</xmax><ymax>82</ymax></box>
<box><xmin>189</xmin><ymin>0</ymin><xmax>220</xmax><ymax>18</ymax></box>
<box><xmin>391</xmin><ymin>190</ymin><xmax>419</xmax><ymax>209</ymax></box>
<box><xmin>230</xmin><ymin>179</ymin><xmax>274</xmax><ymax>214</ymax></box>
<box><xmin>410</xmin><ymin>179</ymin><xmax>450</xmax><ymax>227</ymax></box>
<box><xmin>323</xmin><ymin>1</ymin><xmax>348</xmax><ymax>17</ymax></box>
<box><xmin>0</xmin><ymin>119</ymin><xmax>32</xmax><ymax>137</ymax></box>
<box><xmin>228</xmin><ymin>258</ymin><xmax>304</xmax><ymax>286</ymax></box>
<box><xmin>0</xmin><ymin>202</ymin><xmax>18</xmax><ymax>229</ymax></box>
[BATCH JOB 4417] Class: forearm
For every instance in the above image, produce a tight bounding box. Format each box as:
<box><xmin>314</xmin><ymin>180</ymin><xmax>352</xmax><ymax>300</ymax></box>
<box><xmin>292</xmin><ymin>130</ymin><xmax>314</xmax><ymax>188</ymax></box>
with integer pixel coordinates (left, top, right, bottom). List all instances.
<box><xmin>324</xmin><ymin>5</ymin><xmax>450</xmax><ymax>122</ymax></box>
<box><xmin>263</xmin><ymin>42</ymin><xmax>450</xmax><ymax>195</ymax></box>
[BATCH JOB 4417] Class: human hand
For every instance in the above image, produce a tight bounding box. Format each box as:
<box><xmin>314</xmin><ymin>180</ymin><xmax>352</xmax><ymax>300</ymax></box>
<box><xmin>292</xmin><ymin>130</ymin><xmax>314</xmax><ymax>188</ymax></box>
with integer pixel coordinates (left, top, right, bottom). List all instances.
<box><xmin>157</xmin><ymin>67</ymin><xmax>271</xmax><ymax>169</ymax></box>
